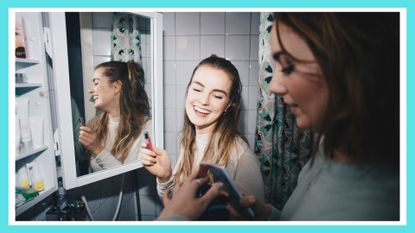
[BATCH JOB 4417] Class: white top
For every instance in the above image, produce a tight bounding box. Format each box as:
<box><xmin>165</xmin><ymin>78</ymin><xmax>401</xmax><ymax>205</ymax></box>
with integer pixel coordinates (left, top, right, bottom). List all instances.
<box><xmin>269</xmin><ymin>145</ymin><xmax>400</xmax><ymax>221</ymax></box>
<box><xmin>157</xmin><ymin>134</ymin><xmax>265</xmax><ymax>202</ymax></box>
<box><xmin>90</xmin><ymin>117</ymin><xmax>151</xmax><ymax>172</ymax></box>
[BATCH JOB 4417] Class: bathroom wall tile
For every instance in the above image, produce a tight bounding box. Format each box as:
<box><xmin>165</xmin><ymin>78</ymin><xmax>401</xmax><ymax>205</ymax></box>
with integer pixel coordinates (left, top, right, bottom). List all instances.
<box><xmin>163</xmin><ymin>61</ymin><xmax>176</xmax><ymax>85</ymax></box>
<box><xmin>250</xmin><ymin>12</ymin><xmax>260</xmax><ymax>35</ymax></box>
<box><xmin>162</xmin><ymin>12</ymin><xmax>175</xmax><ymax>36</ymax></box>
<box><xmin>176</xmin><ymin>13</ymin><xmax>200</xmax><ymax>35</ymax></box>
<box><xmin>175</xmin><ymin>85</ymin><xmax>187</xmax><ymax>109</ymax></box>
<box><xmin>225</xmin><ymin>35</ymin><xmax>250</xmax><ymax>60</ymax></box>
<box><xmin>226</xmin><ymin>13</ymin><xmax>251</xmax><ymax>35</ymax></box>
<box><xmin>93</xmin><ymin>55</ymin><xmax>111</xmax><ymax>67</ymax></box>
<box><xmin>232</xmin><ymin>60</ymin><xmax>250</xmax><ymax>87</ymax></box>
<box><xmin>176</xmin><ymin>108</ymin><xmax>185</xmax><ymax>132</ymax></box>
<box><xmin>240</xmin><ymin>110</ymin><xmax>248</xmax><ymax>134</ymax></box>
<box><xmin>163</xmin><ymin>36</ymin><xmax>176</xmax><ymax>60</ymax></box>
<box><xmin>176</xmin><ymin>61</ymin><xmax>198</xmax><ymax>85</ymax></box>
<box><xmin>164</xmin><ymin>109</ymin><xmax>177</xmax><ymax>132</ymax></box>
<box><xmin>117</xmin><ymin>194</ymin><xmax>136</xmax><ymax>221</ymax></box>
<box><xmin>201</xmin><ymin>35</ymin><xmax>225</xmax><ymax>59</ymax></box>
<box><xmin>176</xmin><ymin>36</ymin><xmax>200</xmax><ymax>60</ymax></box>
<box><xmin>201</xmin><ymin>13</ymin><xmax>225</xmax><ymax>35</ymax></box>
<box><xmin>81</xmin><ymin>180</ymin><xmax>103</xmax><ymax>213</ymax></box>
<box><xmin>250</xmin><ymin>35</ymin><xmax>259</xmax><ymax>60</ymax></box>
<box><xmin>139</xmin><ymin>195</ymin><xmax>157</xmax><ymax>216</ymax></box>
<box><xmin>241</xmin><ymin>86</ymin><xmax>249</xmax><ymax>111</ymax></box>
<box><xmin>249</xmin><ymin>60</ymin><xmax>259</xmax><ymax>85</ymax></box>
<box><xmin>141</xmin><ymin>34</ymin><xmax>150</xmax><ymax>58</ymax></box>
<box><xmin>165</xmin><ymin>131</ymin><xmax>178</xmax><ymax>154</ymax></box>
<box><xmin>248</xmin><ymin>109</ymin><xmax>258</xmax><ymax>134</ymax></box>
<box><xmin>93</xmin><ymin>29</ymin><xmax>111</xmax><ymax>56</ymax></box>
<box><xmin>164</xmin><ymin>85</ymin><xmax>176</xmax><ymax>109</ymax></box>
<box><xmin>92</xmin><ymin>12</ymin><xmax>113</xmax><ymax>29</ymax></box>
<box><xmin>248</xmin><ymin>86</ymin><xmax>259</xmax><ymax>111</ymax></box>
<box><xmin>247</xmin><ymin>133</ymin><xmax>256</xmax><ymax>150</ymax></box>
<box><xmin>138</xmin><ymin>174</ymin><xmax>156</xmax><ymax>195</ymax></box>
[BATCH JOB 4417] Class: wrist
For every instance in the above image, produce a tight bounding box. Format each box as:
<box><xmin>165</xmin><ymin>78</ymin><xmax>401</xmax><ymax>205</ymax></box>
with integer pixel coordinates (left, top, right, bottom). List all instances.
<box><xmin>159</xmin><ymin>170</ymin><xmax>172</xmax><ymax>183</ymax></box>
<box><xmin>91</xmin><ymin>144</ymin><xmax>104</xmax><ymax>156</ymax></box>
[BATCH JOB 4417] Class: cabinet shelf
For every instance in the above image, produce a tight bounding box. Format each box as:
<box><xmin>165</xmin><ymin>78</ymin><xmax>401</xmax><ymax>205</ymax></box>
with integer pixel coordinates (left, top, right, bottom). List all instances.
<box><xmin>16</xmin><ymin>58</ymin><xmax>40</xmax><ymax>70</ymax></box>
<box><xmin>16</xmin><ymin>145</ymin><xmax>48</xmax><ymax>161</ymax></box>
<box><xmin>15</xmin><ymin>83</ymin><xmax>42</xmax><ymax>96</ymax></box>
<box><xmin>16</xmin><ymin>187</ymin><xmax>57</xmax><ymax>216</ymax></box>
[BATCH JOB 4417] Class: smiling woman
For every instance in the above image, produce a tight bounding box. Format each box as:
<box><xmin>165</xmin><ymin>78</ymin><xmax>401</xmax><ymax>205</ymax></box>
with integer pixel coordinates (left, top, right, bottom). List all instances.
<box><xmin>79</xmin><ymin>61</ymin><xmax>151</xmax><ymax>172</ymax></box>
<box><xmin>139</xmin><ymin>55</ymin><xmax>264</xmax><ymax>219</ymax></box>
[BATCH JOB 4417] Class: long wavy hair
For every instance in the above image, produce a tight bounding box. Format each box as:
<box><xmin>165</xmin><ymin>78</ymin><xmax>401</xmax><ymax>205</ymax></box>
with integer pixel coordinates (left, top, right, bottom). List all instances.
<box><xmin>88</xmin><ymin>61</ymin><xmax>150</xmax><ymax>162</ymax></box>
<box><xmin>174</xmin><ymin>55</ymin><xmax>246</xmax><ymax>183</ymax></box>
<box><xmin>274</xmin><ymin>13</ymin><xmax>399</xmax><ymax>168</ymax></box>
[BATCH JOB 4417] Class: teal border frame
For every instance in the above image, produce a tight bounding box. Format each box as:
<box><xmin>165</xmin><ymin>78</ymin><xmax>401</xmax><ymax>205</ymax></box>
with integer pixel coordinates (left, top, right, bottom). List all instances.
<box><xmin>1</xmin><ymin>1</ymin><xmax>413</xmax><ymax>233</ymax></box>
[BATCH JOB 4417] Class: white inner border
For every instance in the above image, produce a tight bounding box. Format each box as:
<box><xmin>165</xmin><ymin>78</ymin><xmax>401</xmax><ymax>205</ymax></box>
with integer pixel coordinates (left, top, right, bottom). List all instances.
<box><xmin>8</xmin><ymin>7</ymin><xmax>407</xmax><ymax>226</ymax></box>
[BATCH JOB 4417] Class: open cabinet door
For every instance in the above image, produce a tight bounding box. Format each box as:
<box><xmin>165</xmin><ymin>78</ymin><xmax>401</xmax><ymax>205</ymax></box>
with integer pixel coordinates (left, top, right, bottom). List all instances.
<box><xmin>13</xmin><ymin>12</ymin><xmax>59</xmax><ymax>217</ymax></box>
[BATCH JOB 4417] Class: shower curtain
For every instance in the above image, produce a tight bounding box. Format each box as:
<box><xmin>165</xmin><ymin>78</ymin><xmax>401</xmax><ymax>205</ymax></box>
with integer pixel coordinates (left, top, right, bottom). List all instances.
<box><xmin>111</xmin><ymin>13</ymin><xmax>143</xmax><ymax>63</ymax></box>
<box><xmin>255</xmin><ymin>13</ymin><xmax>313</xmax><ymax>210</ymax></box>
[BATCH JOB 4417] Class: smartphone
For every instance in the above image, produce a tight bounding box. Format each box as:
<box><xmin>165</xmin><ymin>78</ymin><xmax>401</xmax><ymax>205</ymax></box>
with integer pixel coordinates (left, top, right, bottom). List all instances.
<box><xmin>201</xmin><ymin>162</ymin><xmax>255</xmax><ymax>220</ymax></box>
<box><xmin>144</xmin><ymin>132</ymin><xmax>153</xmax><ymax>151</ymax></box>
<box><xmin>78</xmin><ymin>117</ymin><xmax>85</xmax><ymax>126</ymax></box>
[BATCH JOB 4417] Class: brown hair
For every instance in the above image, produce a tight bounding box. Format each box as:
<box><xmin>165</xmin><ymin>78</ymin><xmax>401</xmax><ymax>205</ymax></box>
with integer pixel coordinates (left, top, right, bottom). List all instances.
<box><xmin>273</xmin><ymin>13</ymin><xmax>399</xmax><ymax>168</ymax></box>
<box><xmin>174</xmin><ymin>55</ymin><xmax>246</xmax><ymax>182</ymax></box>
<box><xmin>89</xmin><ymin>61</ymin><xmax>150</xmax><ymax>162</ymax></box>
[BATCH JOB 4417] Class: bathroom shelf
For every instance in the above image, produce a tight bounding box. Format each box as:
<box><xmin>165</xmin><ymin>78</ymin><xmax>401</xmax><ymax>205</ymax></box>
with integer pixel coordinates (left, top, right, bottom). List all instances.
<box><xmin>16</xmin><ymin>145</ymin><xmax>48</xmax><ymax>161</ymax></box>
<box><xmin>15</xmin><ymin>187</ymin><xmax>56</xmax><ymax>216</ymax></box>
<box><xmin>15</xmin><ymin>58</ymin><xmax>40</xmax><ymax>70</ymax></box>
<box><xmin>15</xmin><ymin>83</ymin><xmax>42</xmax><ymax>96</ymax></box>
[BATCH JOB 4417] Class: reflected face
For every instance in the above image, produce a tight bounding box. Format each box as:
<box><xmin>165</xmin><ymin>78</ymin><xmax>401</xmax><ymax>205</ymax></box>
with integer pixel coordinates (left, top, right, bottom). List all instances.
<box><xmin>185</xmin><ymin>65</ymin><xmax>232</xmax><ymax>134</ymax></box>
<box><xmin>89</xmin><ymin>67</ymin><xmax>119</xmax><ymax>113</ymax></box>
<box><xmin>269</xmin><ymin>23</ymin><xmax>328</xmax><ymax>131</ymax></box>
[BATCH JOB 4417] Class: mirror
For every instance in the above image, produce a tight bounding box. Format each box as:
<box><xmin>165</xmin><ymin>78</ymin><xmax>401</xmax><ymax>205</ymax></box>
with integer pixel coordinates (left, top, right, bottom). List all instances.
<box><xmin>48</xmin><ymin>12</ymin><xmax>163</xmax><ymax>189</ymax></box>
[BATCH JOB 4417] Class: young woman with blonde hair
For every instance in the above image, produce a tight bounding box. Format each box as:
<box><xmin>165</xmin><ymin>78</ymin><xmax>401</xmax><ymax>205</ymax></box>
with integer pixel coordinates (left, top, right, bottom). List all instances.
<box><xmin>79</xmin><ymin>61</ymin><xmax>151</xmax><ymax>172</ymax></box>
<box><xmin>140</xmin><ymin>55</ymin><xmax>264</xmax><ymax>202</ymax></box>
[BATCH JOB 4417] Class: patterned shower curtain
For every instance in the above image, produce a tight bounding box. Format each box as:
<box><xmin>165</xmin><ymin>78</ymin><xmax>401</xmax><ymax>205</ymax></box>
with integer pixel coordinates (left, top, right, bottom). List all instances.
<box><xmin>254</xmin><ymin>13</ymin><xmax>313</xmax><ymax>210</ymax></box>
<box><xmin>111</xmin><ymin>13</ymin><xmax>143</xmax><ymax>63</ymax></box>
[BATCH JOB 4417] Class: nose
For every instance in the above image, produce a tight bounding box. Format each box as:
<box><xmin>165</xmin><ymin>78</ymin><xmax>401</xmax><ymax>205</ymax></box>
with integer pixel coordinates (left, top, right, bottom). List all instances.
<box><xmin>269</xmin><ymin>70</ymin><xmax>287</xmax><ymax>95</ymax></box>
<box><xmin>198</xmin><ymin>92</ymin><xmax>210</xmax><ymax>106</ymax></box>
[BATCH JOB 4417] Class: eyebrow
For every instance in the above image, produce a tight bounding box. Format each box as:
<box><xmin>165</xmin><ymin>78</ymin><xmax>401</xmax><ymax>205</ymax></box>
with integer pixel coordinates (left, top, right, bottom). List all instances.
<box><xmin>192</xmin><ymin>81</ymin><xmax>228</xmax><ymax>96</ymax></box>
<box><xmin>92</xmin><ymin>77</ymin><xmax>100</xmax><ymax>82</ymax></box>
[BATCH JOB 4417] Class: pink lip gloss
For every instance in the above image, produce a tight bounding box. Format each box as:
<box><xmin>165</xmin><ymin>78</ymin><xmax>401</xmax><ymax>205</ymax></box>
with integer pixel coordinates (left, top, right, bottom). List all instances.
<box><xmin>144</xmin><ymin>132</ymin><xmax>153</xmax><ymax>151</ymax></box>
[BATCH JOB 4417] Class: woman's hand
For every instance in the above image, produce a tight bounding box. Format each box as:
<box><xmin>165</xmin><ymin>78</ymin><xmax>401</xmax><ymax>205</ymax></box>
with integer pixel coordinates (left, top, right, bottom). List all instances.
<box><xmin>139</xmin><ymin>142</ymin><xmax>172</xmax><ymax>182</ymax></box>
<box><xmin>79</xmin><ymin>126</ymin><xmax>103</xmax><ymax>156</ymax></box>
<box><xmin>227</xmin><ymin>188</ymin><xmax>272</xmax><ymax>220</ymax></box>
<box><xmin>158</xmin><ymin>170</ymin><xmax>224</xmax><ymax>220</ymax></box>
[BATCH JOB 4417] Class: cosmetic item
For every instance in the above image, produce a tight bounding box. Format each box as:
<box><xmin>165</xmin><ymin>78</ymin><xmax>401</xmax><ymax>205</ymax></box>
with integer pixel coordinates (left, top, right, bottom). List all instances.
<box><xmin>16</xmin><ymin>115</ymin><xmax>21</xmax><ymax>152</ymax></box>
<box><xmin>16</xmin><ymin>165</ymin><xmax>30</xmax><ymax>190</ymax></box>
<box><xmin>27</xmin><ymin>162</ymin><xmax>44</xmax><ymax>192</ymax></box>
<box><xmin>15</xmin><ymin>15</ymin><xmax>26</xmax><ymax>58</ymax></box>
<box><xmin>29</xmin><ymin>116</ymin><xmax>43</xmax><ymax>148</ymax></box>
<box><xmin>17</xmin><ymin>98</ymin><xmax>32</xmax><ymax>149</ymax></box>
<box><xmin>144</xmin><ymin>132</ymin><xmax>153</xmax><ymax>151</ymax></box>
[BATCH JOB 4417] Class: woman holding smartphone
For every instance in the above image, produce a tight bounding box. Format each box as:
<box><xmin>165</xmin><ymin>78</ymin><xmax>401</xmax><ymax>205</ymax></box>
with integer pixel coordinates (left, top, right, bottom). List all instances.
<box><xmin>140</xmin><ymin>55</ymin><xmax>264</xmax><ymax>203</ymax></box>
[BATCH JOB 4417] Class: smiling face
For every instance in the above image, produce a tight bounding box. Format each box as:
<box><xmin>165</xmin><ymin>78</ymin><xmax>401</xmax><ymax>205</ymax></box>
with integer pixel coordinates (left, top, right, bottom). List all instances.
<box><xmin>269</xmin><ymin>22</ymin><xmax>328</xmax><ymax>131</ymax></box>
<box><xmin>185</xmin><ymin>65</ymin><xmax>233</xmax><ymax>134</ymax></box>
<box><xmin>90</xmin><ymin>67</ymin><xmax>121</xmax><ymax>115</ymax></box>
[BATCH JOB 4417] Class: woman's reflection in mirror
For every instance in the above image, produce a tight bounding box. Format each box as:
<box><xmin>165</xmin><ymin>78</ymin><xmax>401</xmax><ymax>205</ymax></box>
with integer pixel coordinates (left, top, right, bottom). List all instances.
<box><xmin>79</xmin><ymin>61</ymin><xmax>151</xmax><ymax>172</ymax></box>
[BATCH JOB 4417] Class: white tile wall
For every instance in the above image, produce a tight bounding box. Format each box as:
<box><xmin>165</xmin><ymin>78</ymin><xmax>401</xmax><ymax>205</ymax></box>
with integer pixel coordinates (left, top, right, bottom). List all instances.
<box><xmin>201</xmin><ymin>13</ymin><xmax>225</xmax><ymax>35</ymax></box>
<box><xmin>175</xmin><ymin>13</ymin><xmax>200</xmax><ymax>35</ymax></box>
<box><xmin>226</xmin><ymin>13</ymin><xmax>251</xmax><ymax>35</ymax></box>
<box><xmin>201</xmin><ymin>35</ymin><xmax>225</xmax><ymax>58</ymax></box>
<box><xmin>225</xmin><ymin>35</ymin><xmax>250</xmax><ymax>60</ymax></box>
<box><xmin>176</xmin><ymin>36</ymin><xmax>200</xmax><ymax>60</ymax></box>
